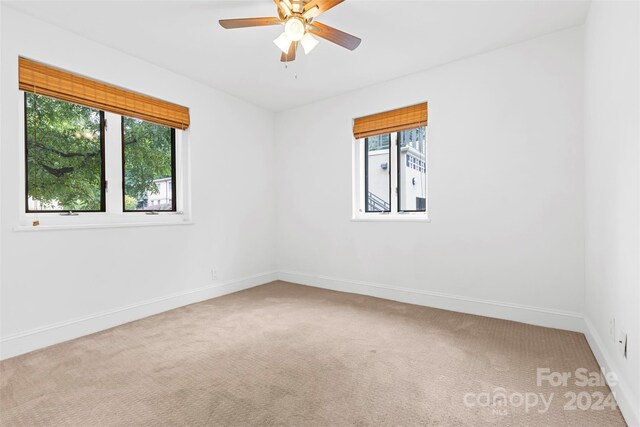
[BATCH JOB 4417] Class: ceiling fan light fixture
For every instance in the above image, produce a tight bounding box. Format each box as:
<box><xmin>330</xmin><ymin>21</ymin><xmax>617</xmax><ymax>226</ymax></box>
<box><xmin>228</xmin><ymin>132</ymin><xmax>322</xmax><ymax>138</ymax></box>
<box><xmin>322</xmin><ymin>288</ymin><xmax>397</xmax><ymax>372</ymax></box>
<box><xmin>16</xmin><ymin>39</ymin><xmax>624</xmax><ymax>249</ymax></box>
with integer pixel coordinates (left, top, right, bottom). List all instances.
<box><xmin>300</xmin><ymin>32</ymin><xmax>319</xmax><ymax>54</ymax></box>
<box><xmin>284</xmin><ymin>17</ymin><xmax>305</xmax><ymax>42</ymax></box>
<box><xmin>274</xmin><ymin>32</ymin><xmax>292</xmax><ymax>54</ymax></box>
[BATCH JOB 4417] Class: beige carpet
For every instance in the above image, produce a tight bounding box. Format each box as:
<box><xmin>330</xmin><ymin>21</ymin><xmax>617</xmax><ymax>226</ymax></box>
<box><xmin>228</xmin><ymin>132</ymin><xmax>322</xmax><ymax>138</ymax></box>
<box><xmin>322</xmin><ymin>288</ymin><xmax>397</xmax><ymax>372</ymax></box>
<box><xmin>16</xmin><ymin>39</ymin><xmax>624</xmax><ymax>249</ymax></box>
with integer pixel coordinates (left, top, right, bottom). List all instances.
<box><xmin>0</xmin><ymin>281</ymin><xmax>626</xmax><ymax>426</ymax></box>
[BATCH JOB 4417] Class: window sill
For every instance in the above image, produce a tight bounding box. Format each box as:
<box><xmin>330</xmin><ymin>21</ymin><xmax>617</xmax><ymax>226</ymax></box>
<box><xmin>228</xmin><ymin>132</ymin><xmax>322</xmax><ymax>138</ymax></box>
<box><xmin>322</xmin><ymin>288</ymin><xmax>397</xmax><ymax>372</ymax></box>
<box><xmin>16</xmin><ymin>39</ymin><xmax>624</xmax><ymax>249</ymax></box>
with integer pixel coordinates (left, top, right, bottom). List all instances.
<box><xmin>351</xmin><ymin>214</ymin><xmax>430</xmax><ymax>223</ymax></box>
<box><xmin>13</xmin><ymin>220</ymin><xmax>194</xmax><ymax>232</ymax></box>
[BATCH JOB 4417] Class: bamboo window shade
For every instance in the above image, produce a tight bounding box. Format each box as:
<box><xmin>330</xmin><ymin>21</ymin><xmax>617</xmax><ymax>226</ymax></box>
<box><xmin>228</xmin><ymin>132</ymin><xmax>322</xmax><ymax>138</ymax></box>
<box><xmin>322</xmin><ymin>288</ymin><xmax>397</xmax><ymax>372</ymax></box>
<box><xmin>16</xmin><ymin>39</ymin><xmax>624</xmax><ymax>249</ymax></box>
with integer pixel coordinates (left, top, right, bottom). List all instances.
<box><xmin>353</xmin><ymin>103</ymin><xmax>427</xmax><ymax>139</ymax></box>
<box><xmin>18</xmin><ymin>57</ymin><xmax>190</xmax><ymax>130</ymax></box>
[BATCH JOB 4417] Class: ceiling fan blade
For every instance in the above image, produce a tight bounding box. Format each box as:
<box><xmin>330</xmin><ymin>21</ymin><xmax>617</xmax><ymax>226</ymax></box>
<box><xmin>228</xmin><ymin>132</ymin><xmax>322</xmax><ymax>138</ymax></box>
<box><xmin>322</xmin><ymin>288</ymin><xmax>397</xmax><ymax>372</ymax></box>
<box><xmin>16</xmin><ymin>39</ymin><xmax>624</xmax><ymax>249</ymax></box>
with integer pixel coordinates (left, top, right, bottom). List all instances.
<box><xmin>281</xmin><ymin>41</ymin><xmax>298</xmax><ymax>62</ymax></box>
<box><xmin>303</xmin><ymin>0</ymin><xmax>344</xmax><ymax>16</ymax></box>
<box><xmin>219</xmin><ymin>17</ymin><xmax>282</xmax><ymax>29</ymax></box>
<box><xmin>308</xmin><ymin>21</ymin><xmax>361</xmax><ymax>50</ymax></box>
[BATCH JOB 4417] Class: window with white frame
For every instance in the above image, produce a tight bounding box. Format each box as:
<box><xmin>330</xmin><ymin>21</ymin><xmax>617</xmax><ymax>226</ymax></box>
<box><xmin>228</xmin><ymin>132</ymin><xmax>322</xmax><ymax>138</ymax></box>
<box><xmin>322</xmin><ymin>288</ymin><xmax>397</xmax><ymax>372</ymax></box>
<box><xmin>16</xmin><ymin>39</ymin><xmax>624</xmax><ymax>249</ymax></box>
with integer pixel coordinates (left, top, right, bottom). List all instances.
<box><xmin>18</xmin><ymin>57</ymin><xmax>190</xmax><ymax>228</ymax></box>
<box><xmin>352</xmin><ymin>103</ymin><xmax>428</xmax><ymax>220</ymax></box>
<box><xmin>23</xmin><ymin>93</ymin><xmax>186</xmax><ymax>221</ymax></box>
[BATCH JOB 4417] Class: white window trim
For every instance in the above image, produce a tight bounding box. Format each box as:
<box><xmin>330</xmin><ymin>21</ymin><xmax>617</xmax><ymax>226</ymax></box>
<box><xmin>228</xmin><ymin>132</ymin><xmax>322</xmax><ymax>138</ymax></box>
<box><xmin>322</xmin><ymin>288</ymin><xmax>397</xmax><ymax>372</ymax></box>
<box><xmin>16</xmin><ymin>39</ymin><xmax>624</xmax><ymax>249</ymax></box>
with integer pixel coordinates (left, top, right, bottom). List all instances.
<box><xmin>15</xmin><ymin>92</ymin><xmax>192</xmax><ymax>231</ymax></box>
<box><xmin>351</xmin><ymin>130</ymin><xmax>430</xmax><ymax>223</ymax></box>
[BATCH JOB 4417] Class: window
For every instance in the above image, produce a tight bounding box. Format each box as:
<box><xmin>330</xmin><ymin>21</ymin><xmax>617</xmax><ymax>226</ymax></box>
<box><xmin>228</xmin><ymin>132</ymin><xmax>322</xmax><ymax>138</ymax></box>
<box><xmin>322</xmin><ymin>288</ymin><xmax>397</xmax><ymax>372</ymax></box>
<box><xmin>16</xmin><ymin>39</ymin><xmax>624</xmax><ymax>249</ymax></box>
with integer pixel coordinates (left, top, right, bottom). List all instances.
<box><xmin>364</xmin><ymin>134</ymin><xmax>391</xmax><ymax>212</ymax></box>
<box><xmin>397</xmin><ymin>127</ymin><xmax>427</xmax><ymax>212</ymax></box>
<box><xmin>352</xmin><ymin>103</ymin><xmax>428</xmax><ymax>220</ymax></box>
<box><xmin>25</xmin><ymin>93</ymin><xmax>105</xmax><ymax>212</ymax></box>
<box><xmin>17</xmin><ymin>58</ymin><xmax>190</xmax><ymax>229</ymax></box>
<box><xmin>122</xmin><ymin>117</ymin><xmax>176</xmax><ymax>212</ymax></box>
<box><xmin>22</xmin><ymin>94</ymin><xmax>184</xmax><ymax>221</ymax></box>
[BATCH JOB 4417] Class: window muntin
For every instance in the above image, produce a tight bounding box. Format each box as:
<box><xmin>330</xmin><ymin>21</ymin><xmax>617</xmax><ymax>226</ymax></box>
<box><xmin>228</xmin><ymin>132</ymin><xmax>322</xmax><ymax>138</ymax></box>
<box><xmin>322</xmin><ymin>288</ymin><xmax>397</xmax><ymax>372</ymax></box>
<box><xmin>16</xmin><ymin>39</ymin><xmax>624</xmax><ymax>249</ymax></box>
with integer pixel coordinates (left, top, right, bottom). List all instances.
<box><xmin>364</xmin><ymin>134</ymin><xmax>391</xmax><ymax>212</ymax></box>
<box><xmin>397</xmin><ymin>127</ymin><xmax>427</xmax><ymax>212</ymax></box>
<box><xmin>121</xmin><ymin>117</ymin><xmax>176</xmax><ymax>212</ymax></box>
<box><xmin>25</xmin><ymin>92</ymin><xmax>105</xmax><ymax>212</ymax></box>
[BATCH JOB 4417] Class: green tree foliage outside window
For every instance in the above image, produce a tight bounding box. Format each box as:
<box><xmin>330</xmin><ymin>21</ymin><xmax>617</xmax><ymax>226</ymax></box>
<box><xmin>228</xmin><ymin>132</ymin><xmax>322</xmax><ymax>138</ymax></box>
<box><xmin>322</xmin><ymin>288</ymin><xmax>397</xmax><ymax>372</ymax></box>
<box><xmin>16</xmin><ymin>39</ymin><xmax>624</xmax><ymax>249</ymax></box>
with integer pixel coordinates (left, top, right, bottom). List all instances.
<box><xmin>25</xmin><ymin>93</ymin><xmax>176</xmax><ymax>212</ymax></box>
<box><xmin>26</xmin><ymin>92</ymin><xmax>103</xmax><ymax>211</ymax></box>
<box><xmin>122</xmin><ymin>117</ymin><xmax>174</xmax><ymax>211</ymax></box>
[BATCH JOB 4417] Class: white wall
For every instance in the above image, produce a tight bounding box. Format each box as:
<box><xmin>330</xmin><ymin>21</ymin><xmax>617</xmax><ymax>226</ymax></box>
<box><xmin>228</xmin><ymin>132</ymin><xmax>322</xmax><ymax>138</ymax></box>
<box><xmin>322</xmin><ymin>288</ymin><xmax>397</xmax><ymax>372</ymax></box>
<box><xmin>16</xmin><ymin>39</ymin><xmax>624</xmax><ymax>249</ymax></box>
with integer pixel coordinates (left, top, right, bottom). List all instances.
<box><xmin>0</xmin><ymin>6</ymin><xmax>277</xmax><ymax>358</ymax></box>
<box><xmin>276</xmin><ymin>27</ymin><xmax>585</xmax><ymax>327</ymax></box>
<box><xmin>0</xmin><ymin>3</ymin><xmax>637</xmax><ymax>422</ymax></box>
<box><xmin>583</xmin><ymin>1</ymin><xmax>640</xmax><ymax>423</ymax></box>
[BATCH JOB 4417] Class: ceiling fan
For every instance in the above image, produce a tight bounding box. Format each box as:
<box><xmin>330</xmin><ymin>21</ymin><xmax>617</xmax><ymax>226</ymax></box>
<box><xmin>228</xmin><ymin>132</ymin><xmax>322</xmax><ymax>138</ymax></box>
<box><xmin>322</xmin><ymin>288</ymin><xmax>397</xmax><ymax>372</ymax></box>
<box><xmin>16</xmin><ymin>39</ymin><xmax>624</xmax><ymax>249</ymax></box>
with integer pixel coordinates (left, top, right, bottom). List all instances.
<box><xmin>219</xmin><ymin>0</ymin><xmax>361</xmax><ymax>62</ymax></box>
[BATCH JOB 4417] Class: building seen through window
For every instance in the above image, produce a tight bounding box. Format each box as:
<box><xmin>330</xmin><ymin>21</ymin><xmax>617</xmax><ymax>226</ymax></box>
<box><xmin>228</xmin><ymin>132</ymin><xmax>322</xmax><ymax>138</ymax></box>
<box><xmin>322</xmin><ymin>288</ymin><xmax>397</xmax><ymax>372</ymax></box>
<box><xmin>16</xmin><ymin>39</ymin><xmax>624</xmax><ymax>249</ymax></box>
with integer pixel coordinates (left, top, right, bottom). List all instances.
<box><xmin>364</xmin><ymin>126</ymin><xmax>426</xmax><ymax>213</ymax></box>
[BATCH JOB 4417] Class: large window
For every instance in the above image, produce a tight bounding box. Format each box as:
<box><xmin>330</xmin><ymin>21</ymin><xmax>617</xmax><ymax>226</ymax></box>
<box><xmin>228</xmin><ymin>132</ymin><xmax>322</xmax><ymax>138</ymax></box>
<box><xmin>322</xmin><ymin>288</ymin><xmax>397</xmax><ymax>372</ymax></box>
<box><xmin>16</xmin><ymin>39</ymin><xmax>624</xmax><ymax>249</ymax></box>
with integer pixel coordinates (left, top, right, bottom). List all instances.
<box><xmin>17</xmin><ymin>57</ymin><xmax>190</xmax><ymax>229</ymax></box>
<box><xmin>25</xmin><ymin>93</ymin><xmax>105</xmax><ymax>212</ymax></box>
<box><xmin>21</xmin><ymin>93</ymin><xmax>187</xmax><ymax>226</ymax></box>
<box><xmin>122</xmin><ymin>117</ymin><xmax>176</xmax><ymax>212</ymax></box>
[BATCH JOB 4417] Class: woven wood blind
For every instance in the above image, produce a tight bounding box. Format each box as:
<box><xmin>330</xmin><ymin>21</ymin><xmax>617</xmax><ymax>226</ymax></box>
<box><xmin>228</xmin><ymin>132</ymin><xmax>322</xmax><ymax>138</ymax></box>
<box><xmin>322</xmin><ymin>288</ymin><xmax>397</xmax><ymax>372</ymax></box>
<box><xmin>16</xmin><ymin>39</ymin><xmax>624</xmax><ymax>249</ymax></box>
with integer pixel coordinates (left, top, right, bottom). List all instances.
<box><xmin>353</xmin><ymin>103</ymin><xmax>427</xmax><ymax>139</ymax></box>
<box><xmin>19</xmin><ymin>57</ymin><xmax>190</xmax><ymax>130</ymax></box>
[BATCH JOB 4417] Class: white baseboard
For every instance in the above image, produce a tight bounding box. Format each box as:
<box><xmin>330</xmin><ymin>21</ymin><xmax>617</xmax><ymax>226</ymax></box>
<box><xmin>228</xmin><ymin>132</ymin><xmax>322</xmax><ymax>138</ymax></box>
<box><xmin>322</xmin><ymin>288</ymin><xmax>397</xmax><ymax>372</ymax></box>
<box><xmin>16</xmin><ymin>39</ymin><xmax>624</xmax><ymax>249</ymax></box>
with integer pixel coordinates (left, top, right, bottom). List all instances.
<box><xmin>584</xmin><ymin>316</ymin><xmax>639</xmax><ymax>427</ymax></box>
<box><xmin>1</xmin><ymin>270</ymin><xmax>584</xmax><ymax>361</ymax></box>
<box><xmin>277</xmin><ymin>271</ymin><xmax>585</xmax><ymax>332</ymax></box>
<box><xmin>2</xmin><ymin>270</ymin><xmax>635</xmax><ymax>426</ymax></box>
<box><xmin>0</xmin><ymin>271</ymin><xmax>278</xmax><ymax>360</ymax></box>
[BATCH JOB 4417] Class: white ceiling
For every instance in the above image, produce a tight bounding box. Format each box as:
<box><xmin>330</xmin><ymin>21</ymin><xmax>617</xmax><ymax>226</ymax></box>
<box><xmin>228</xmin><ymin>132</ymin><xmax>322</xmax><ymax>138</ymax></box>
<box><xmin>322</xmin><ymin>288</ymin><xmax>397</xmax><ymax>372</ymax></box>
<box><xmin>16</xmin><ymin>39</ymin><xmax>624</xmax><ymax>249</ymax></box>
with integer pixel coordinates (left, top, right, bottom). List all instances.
<box><xmin>6</xmin><ymin>0</ymin><xmax>590</xmax><ymax>111</ymax></box>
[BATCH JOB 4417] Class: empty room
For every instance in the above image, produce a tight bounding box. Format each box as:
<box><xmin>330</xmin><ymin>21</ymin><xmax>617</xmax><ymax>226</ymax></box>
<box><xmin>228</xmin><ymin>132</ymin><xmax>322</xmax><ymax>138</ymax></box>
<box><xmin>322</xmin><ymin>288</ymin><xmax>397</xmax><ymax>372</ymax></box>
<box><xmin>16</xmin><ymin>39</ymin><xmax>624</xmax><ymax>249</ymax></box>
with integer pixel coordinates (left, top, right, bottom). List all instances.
<box><xmin>0</xmin><ymin>0</ymin><xmax>638</xmax><ymax>425</ymax></box>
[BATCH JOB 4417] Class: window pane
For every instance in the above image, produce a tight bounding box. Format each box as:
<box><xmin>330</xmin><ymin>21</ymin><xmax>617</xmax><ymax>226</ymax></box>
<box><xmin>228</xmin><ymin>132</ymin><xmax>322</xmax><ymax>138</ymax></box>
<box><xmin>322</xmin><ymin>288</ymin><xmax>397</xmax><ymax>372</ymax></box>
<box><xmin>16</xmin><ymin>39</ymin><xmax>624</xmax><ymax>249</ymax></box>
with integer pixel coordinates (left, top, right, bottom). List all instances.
<box><xmin>398</xmin><ymin>127</ymin><xmax>427</xmax><ymax>212</ymax></box>
<box><xmin>122</xmin><ymin>117</ymin><xmax>175</xmax><ymax>211</ymax></box>
<box><xmin>25</xmin><ymin>92</ymin><xmax>104</xmax><ymax>212</ymax></box>
<box><xmin>365</xmin><ymin>134</ymin><xmax>391</xmax><ymax>212</ymax></box>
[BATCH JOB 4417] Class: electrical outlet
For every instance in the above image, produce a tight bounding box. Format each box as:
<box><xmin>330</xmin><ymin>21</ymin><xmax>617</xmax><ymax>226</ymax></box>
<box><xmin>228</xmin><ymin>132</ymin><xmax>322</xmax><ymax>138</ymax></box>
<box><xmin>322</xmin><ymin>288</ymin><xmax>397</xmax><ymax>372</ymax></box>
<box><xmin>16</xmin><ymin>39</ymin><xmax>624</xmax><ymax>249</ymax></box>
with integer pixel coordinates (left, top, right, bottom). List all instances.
<box><xmin>211</xmin><ymin>268</ymin><xmax>217</xmax><ymax>281</ymax></box>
